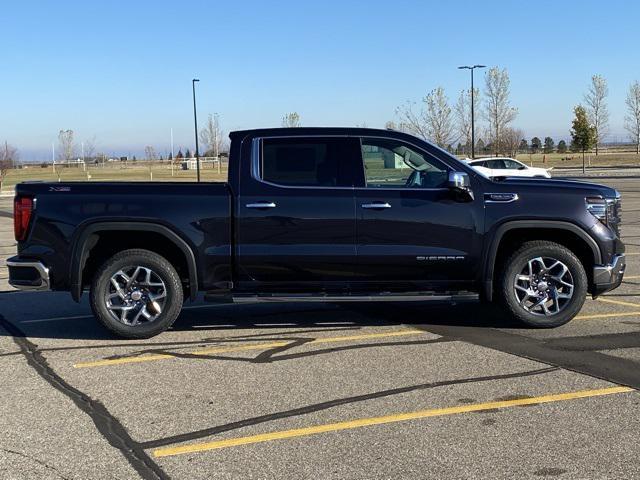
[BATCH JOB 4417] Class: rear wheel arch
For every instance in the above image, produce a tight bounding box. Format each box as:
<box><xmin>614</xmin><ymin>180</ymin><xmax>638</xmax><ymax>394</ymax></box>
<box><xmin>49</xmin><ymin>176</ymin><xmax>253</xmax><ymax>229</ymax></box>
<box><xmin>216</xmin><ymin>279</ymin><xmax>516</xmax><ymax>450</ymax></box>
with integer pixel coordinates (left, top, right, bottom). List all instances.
<box><xmin>483</xmin><ymin>221</ymin><xmax>601</xmax><ymax>301</ymax></box>
<box><xmin>70</xmin><ymin>222</ymin><xmax>198</xmax><ymax>302</ymax></box>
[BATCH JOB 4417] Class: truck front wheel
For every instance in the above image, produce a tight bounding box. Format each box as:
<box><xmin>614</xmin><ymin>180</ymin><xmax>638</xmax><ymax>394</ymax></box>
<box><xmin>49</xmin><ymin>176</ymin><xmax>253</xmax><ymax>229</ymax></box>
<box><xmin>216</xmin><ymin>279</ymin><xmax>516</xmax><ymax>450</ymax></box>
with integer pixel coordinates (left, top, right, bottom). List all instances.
<box><xmin>90</xmin><ymin>249</ymin><xmax>183</xmax><ymax>339</ymax></box>
<box><xmin>499</xmin><ymin>241</ymin><xmax>587</xmax><ymax>328</ymax></box>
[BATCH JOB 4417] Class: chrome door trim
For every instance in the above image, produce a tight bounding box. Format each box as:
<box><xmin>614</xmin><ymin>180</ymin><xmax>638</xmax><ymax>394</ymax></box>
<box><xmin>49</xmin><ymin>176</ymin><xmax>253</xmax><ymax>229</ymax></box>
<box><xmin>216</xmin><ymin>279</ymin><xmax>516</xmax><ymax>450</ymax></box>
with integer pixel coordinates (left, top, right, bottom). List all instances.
<box><xmin>246</xmin><ymin>202</ymin><xmax>277</xmax><ymax>209</ymax></box>
<box><xmin>361</xmin><ymin>202</ymin><xmax>391</xmax><ymax>209</ymax></box>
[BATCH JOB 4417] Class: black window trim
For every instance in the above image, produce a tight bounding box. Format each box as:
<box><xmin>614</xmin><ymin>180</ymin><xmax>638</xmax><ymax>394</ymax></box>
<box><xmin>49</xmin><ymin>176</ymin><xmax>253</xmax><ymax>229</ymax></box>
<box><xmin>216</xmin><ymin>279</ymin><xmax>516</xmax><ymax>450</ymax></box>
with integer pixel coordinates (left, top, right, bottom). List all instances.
<box><xmin>250</xmin><ymin>135</ymin><xmax>458</xmax><ymax>191</ymax></box>
<box><xmin>251</xmin><ymin>136</ymin><xmax>356</xmax><ymax>190</ymax></box>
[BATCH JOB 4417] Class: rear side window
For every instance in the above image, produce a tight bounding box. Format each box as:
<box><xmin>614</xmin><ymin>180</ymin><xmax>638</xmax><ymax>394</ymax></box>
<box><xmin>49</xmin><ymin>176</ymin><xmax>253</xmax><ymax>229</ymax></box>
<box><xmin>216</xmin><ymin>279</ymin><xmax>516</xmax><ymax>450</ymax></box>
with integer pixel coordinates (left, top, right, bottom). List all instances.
<box><xmin>260</xmin><ymin>137</ymin><xmax>357</xmax><ymax>187</ymax></box>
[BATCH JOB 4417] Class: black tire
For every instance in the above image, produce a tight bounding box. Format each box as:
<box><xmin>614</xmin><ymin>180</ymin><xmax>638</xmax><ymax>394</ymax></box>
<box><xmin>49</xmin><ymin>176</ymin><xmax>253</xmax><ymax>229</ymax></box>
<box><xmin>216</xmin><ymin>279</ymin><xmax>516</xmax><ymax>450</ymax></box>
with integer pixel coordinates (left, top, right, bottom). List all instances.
<box><xmin>498</xmin><ymin>241</ymin><xmax>587</xmax><ymax>328</ymax></box>
<box><xmin>90</xmin><ymin>249</ymin><xmax>183</xmax><ymax>339</ymax></box>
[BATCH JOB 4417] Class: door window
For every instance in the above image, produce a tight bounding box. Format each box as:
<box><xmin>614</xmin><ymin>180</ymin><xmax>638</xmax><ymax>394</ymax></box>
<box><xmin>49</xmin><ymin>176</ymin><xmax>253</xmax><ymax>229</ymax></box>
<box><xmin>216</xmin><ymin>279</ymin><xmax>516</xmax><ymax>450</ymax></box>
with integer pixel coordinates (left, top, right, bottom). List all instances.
<box><xmin>503</xmin><ymin>159</ymin><xmax>525</xmax><ymax>170</ymax></box>
<box><xmin>260</xmin><ymin>137</ymin><xmax>356</xmax><ymax>187</ymax></box>
<box><xmin>486</xmin><ymin>159</ymin><xmax>506</xmax><ymax>169</ymax></box>
<box><xmin>361</xmin><ymin>138</ymin><xmax>449</xmax><ymax>188</ymax></box>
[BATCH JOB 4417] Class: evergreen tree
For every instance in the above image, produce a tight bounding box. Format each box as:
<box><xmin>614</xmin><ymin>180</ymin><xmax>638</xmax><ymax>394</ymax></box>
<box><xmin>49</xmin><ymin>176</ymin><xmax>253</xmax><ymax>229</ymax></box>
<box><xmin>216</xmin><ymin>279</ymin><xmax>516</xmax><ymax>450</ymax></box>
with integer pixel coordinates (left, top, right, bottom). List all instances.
<box><xmin>570</xmin><ymin>105</ymin><xmax>597</xmax><ymax>173</ymax></box>
<box><xmin>557</xmin><ymin>140</ymin><xmax>568</xmax><ymax>153</ymax></box>
<box><xmin>530</xmin><ymin>137</ymin><xmax>542</xmax><ymax>153</ymax></box>
<box><xmin>543</xmin><ymin>137</ymin><xmax>555</xmax><ymax>153</ymax></box>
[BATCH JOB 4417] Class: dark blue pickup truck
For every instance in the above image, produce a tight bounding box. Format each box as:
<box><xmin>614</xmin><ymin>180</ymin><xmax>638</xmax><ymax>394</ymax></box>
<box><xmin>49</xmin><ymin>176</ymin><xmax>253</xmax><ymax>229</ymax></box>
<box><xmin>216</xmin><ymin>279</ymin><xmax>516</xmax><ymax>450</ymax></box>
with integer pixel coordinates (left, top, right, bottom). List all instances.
<box><xmin>8</xmin><ymin>128</ymin><xmax>626</xmax><ymax>338</ymax></box>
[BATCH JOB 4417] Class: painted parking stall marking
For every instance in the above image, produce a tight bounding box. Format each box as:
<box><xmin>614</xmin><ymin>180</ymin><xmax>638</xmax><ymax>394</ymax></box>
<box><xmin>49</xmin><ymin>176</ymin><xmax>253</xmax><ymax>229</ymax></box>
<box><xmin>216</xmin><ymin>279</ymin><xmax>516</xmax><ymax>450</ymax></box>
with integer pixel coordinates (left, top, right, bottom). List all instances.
<box><xmin>152</xmin><ymin>386</ymin><xmax>634</xmax><ymax>458</ymax></box>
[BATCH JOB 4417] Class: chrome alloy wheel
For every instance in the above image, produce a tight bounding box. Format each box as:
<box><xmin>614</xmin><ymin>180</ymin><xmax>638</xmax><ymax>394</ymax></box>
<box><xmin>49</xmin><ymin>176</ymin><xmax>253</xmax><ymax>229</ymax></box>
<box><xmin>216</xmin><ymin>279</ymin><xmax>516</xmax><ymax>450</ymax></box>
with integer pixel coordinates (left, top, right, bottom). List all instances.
<box><xmin>513</xmin><ymin>256</ymin><xmax>574</xmax><ymax>316</ymax></box>
<box><xmin>105</xmin><ymin>266</ymin><xmax>167</xmax><ymax>326</ymax></box>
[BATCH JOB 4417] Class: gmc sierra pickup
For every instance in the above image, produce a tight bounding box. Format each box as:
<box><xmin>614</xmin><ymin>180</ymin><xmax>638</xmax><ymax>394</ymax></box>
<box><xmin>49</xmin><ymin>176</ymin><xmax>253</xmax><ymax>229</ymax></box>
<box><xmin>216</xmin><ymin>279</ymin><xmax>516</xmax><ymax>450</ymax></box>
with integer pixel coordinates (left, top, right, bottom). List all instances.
<box><xmin>8</xmin><ymin>128</ymin><xmax>626</xmax><ymax>338</ymax></box>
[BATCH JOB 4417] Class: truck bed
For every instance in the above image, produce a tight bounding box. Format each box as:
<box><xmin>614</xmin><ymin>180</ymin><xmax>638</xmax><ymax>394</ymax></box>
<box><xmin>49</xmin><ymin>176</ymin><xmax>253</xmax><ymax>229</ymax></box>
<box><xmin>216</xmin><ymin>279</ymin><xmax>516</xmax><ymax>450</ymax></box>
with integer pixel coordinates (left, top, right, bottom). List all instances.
<box><xmin>15</xmin><ymin>181</ymin><xmax>232</xmax><ymax>293</ymax></box>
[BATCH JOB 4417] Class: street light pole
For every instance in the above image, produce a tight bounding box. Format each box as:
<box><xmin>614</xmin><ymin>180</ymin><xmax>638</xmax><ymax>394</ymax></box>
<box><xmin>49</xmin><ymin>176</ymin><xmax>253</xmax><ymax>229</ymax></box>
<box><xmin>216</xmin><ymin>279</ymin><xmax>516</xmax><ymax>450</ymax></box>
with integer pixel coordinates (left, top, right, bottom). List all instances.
<box><xmin>192</xmin><ymin>78</ymin><xmax>201</xmax><ymax>182</ymax></box>
<box><xmin>458</xmin><ymin>65</ymin><xmax>485</xmax><ymax>159</ymax></box>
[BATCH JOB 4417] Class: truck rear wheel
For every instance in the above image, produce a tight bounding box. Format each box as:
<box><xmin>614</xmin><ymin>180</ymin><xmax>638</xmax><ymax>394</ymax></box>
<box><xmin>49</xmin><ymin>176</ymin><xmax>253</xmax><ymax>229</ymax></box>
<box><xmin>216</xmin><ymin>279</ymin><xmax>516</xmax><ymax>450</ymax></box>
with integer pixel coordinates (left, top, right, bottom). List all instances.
<box><xmin>498</xmin><ymin>241</ymin><xmax>587</xmax><ymax>328</ymax></box>
<box><xmin>90</xmin><ymin>249</ymin><xmax>183</xmax><ymax>339</ymax></box>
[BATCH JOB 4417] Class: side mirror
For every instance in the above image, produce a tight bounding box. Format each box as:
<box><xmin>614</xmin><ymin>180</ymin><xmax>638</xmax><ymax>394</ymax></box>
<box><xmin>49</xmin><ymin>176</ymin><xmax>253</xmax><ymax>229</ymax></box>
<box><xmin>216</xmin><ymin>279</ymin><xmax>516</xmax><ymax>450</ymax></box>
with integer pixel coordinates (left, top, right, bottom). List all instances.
<box><xmin>447</xmin><ymin>171</ymin><xmax>474</xmax><ymax>201</ymax></box>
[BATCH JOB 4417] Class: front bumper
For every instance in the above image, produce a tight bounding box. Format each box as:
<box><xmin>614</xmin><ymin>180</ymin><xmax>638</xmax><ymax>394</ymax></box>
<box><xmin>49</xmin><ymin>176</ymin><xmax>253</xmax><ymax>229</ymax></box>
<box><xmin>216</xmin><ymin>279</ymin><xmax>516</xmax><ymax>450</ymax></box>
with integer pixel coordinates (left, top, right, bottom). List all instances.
<box><xmin>592</xmin><ymin>254</ymin><xmax>626</xmax><ymax>297</ymax></box>
<box><xmin>6</xmin><ymin>256</ymin><xmax>50</xmax><ymax>291</ymax></box>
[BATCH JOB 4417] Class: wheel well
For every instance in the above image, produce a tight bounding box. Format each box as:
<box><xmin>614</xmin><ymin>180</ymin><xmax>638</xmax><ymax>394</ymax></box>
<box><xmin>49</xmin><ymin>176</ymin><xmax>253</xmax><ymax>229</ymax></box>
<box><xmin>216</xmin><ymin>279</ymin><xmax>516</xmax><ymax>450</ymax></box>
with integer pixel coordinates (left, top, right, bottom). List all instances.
<box><xmin>493</xmin><ymin>228</ymin><xmax>595</xmax><ymax>287</ymax></box>
<box><xmin>81</xmin><ymin>231</ymin><xmax>192</xmax><ymax>296</ymax></box>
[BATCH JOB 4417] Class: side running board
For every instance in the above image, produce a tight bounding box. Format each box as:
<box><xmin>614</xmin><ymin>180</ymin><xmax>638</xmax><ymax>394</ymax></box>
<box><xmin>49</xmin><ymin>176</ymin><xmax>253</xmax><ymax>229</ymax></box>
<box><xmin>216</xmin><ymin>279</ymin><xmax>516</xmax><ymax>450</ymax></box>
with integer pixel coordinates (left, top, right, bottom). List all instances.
<box><xmin>204</xmin><ymin>293</ymin><xmax>479</xmax><ymax>304</ymax></box>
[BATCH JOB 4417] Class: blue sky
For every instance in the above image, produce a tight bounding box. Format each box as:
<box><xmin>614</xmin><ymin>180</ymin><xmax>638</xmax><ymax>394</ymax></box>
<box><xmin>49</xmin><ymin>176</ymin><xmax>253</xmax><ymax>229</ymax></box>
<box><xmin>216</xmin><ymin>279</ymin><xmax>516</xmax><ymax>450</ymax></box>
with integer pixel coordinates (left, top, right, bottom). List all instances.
<box><xmin>3</xmin><ymin>0</ymin><xmax>639</xmax><ymax>160</ymax></box>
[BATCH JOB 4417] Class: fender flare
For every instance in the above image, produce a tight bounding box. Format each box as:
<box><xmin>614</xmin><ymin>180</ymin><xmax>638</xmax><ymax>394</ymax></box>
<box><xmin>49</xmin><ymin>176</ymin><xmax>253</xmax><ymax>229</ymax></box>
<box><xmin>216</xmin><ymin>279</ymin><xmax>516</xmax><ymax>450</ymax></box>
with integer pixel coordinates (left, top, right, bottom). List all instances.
<box><xmin>70</xmin><ymin>221</ymin><xmax>199</xmax><ymax>302</ymax></box>
<box><xmin>482</xmin><ymin>220</ymin><xmax>601</xmax><ymax>301</ymax></box>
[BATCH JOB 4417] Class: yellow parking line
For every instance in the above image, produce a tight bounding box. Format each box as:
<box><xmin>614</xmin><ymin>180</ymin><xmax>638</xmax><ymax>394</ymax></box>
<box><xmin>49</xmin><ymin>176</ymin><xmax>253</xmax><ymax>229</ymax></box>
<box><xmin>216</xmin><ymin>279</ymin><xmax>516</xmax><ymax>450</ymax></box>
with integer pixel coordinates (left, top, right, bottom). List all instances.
<box><xmin>624</xmin><ymin>275</ymin><xmax>640</xmax><ymax>280</ymax></box>
<box><xmin>597</xmin><ymin>298</ymin><xmax>640</xmax><ymax>309</ymax></box>
<box><xmin>153</xmin><ymin>386</ymin><xmax>634</xmax><ymax>458</ymax></box>
<box><xmin>576</xmin><ymin>311</ymin><xmax>640</xmax><ymax>320</ymax></box>
<box><xmin>74</xmin><ymin>329</ymin><xmax>425</xmax><ymax>368</ymax></box>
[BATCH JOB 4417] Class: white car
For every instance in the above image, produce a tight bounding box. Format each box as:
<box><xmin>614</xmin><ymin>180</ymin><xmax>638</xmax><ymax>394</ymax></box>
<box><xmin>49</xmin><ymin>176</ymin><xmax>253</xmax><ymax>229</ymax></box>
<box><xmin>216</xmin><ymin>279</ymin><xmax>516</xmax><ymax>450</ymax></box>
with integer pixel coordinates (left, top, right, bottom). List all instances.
<box><xmin>465</xmin><ymin>157</ymin><xmax>552</xmax><ymax>179</ymax></box>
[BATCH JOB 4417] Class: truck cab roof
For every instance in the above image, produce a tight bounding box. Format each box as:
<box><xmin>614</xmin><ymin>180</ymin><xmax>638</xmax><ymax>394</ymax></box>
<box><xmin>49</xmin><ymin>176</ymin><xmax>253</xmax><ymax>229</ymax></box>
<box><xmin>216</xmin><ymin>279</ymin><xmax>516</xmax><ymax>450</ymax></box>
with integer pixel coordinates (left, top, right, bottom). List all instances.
<box><xmin>230</xmin><ymin>127</ymin><xmax>413</xmax><ymax>140</ymax></box>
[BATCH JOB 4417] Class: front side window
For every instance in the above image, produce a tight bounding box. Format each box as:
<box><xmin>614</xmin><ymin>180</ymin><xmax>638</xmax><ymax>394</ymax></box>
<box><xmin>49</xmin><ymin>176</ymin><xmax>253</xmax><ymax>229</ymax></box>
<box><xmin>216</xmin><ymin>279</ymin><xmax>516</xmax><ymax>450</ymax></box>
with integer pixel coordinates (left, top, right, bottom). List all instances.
<box><xmin>361</xmin><ymin>138</ymin><xmax>449</xmax><ymax>188</ymax></box>
<box><xmin>260</xmin><ymin>137</ymin><xmax>356</xmax><ymax>187</ymax></box>
<box><xmin>503</xmin><ymin>159</ymin><xmax>525</xmax><ymax>170</ymax></box>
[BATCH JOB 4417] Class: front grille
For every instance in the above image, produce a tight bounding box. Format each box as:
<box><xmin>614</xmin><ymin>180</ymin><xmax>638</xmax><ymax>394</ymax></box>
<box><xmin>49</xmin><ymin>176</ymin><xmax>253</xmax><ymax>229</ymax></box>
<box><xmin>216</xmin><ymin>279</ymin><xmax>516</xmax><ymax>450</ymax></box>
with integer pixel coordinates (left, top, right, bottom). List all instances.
<box><xmin>608</xmin><ymin>196</ymin><xmax>622</xmax><ymax>237</ymax></box>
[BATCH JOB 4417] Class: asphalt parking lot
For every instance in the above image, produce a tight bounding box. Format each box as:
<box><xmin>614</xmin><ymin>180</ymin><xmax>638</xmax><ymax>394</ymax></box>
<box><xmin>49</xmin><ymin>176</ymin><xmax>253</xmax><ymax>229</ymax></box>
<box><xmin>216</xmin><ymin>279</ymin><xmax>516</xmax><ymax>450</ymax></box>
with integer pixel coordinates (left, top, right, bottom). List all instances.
<box><xmin>1</xmin><ymin>175</ymin><xmax>639</xmax><ymax>480</ymax></box>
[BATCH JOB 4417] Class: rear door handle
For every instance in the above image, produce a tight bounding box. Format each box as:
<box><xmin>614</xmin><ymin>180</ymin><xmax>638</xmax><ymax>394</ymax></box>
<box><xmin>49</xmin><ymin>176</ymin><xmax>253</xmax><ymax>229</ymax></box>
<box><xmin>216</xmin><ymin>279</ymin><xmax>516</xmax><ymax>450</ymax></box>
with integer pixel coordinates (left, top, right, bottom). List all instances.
<box><xmin>246</xmin><ymin>202</ymin><xmax>276</xmax><ymax>209</ymax></box>
<box><xmin>361</xmin><ymin>202</ymin><xmax>391</xmax><ymax>209</ymax></box>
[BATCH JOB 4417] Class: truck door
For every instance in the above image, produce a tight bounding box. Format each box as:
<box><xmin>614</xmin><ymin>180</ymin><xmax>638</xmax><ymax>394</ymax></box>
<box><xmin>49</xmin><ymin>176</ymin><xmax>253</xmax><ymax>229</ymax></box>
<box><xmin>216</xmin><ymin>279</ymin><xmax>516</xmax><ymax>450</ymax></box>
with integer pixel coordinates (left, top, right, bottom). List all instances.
<box><xmin>354</xmin><ymin>136</ymin><xmax>482</xmax><ymax>291</ymax></box>
<box><xmin>237</xmin><ymin>136</ymin><xmax>361</xmax><ymax>292</ymax></box>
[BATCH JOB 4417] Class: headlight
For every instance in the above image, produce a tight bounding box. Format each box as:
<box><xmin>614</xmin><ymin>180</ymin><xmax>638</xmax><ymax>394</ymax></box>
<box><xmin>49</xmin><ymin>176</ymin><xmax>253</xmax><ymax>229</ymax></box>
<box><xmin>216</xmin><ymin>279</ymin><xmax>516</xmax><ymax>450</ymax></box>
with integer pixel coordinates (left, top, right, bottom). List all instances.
<box><xmin>586</xmin><ymin>196</ymin><xmax>617</xmax><ymax>227</ymax></box>
<box><xmin>586</xmin><ymin>197</ymin><xmax>607</xmax><ymax>224</ymax></box>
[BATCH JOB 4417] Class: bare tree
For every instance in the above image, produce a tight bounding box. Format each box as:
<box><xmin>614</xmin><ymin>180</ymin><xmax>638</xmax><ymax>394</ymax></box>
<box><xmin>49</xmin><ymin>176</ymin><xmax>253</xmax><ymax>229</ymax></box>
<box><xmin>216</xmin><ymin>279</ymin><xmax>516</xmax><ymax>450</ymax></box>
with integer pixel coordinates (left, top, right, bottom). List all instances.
<box><xmin>454</xmin><ymin>87</ymin><xmax>480</xmax><ymax>155</ymax></box>
<box><xmin>83</xmin><ymin>136</ymin><xmax>97</xmax><ymax>162</ymax></box>
<box><xmin>144</xmin><ymin>146</ymin><xmax>157</xmax><ymax>161</ymax></box>
<box><xmin>396</xmin><ymin>87</ymin><xmax>456</xmax><ymax>148</ymax></box>
<box><xmin>0</xmin><ymin>141</ymin><xmax>18</xmax><ymax>191</ymax></box>
<box><xmin>502</xmin><ymin>128</ymin><xmax>525</xmax><ymax>158</ymax></box>
<box><xmin>199</xmin><ymin>113</ymin><xmax>225</xmax><ymax>157</ymax></box>
<box><xmin>385</xmin><ymin>120</ymin><xmax>411</xmax><ymax>134</ymax></box>
<box><xmin>58</xmin><ymin>129</ymin><xmax>75</xmax><ymax>161</ymax></box>
<box><xmin>625</xmin><ymin>81</ymin><xmax>640</xmax><ymax>154</ymax></box>
<box><xmin>584</xmin><ymin>74</ymin><xmax>609</xmax><ymax>155</ymax></box>
<box><xmin>484</xmin><ymin>67</ymin><xmax>517</xmax><ymax>155</ymax></box>
<box><xmin>282</xmin><ymin>112</ymin><xmax>301</xmax><ymax>128</ymax></box>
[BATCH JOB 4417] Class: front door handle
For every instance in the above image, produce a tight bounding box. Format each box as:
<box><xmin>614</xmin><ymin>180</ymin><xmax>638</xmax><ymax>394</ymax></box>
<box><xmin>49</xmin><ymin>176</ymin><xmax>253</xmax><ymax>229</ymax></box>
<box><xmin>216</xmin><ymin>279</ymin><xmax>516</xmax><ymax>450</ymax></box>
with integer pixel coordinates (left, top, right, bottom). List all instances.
<box><xmin>361</xmin><ymin>202</ymin><xmax>391</xmax><ymax>209</ymax></box>
<box><xmin>246</xmin><ymin>202</ymin><xmax>277</xmax><ymax>209</ymax></box>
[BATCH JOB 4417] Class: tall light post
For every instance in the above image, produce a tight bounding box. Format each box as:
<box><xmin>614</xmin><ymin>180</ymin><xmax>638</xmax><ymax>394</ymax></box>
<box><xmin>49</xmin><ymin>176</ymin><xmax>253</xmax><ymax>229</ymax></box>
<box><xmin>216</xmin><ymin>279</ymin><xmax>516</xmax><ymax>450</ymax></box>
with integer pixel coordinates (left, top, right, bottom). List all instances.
<box><xmin>458</xmin><ymin>65</ymin><xmax>485</xmax><ymax>159</ymax></box>
<box><xmin>192</xmin><ymin>78</ymin><xmax>201</xmax><ymax>182</ymax></box>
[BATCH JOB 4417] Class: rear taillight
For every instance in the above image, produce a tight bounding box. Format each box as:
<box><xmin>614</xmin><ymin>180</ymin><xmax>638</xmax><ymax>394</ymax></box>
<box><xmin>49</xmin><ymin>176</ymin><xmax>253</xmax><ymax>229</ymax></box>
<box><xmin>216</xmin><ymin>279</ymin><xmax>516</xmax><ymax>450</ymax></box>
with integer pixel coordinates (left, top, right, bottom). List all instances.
<box><xmin>14</xmin><ymin>196</ymin><xmax>34</xmax><ymax>241</ymax></box>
